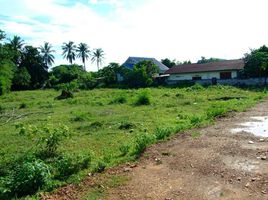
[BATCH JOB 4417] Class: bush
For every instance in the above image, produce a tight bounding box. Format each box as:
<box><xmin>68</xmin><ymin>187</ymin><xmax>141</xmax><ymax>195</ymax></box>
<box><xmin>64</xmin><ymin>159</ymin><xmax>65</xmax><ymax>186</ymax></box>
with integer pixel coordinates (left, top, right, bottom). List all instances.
<box><xmin>186</xmin><ymin>83</ymin><xmax>204</xmax><ymax>91</ymax></box>
<box><xmin>155</xmin><ymin>127</ymin><xmax>172</xmax><ymax>140</ymax></box>
<box><xmin>134</xmin><ymin>90</ymin><xmax>151</xmax><ymax>106</ymax></box>
<box><xmin>206</xmin><ymin>106</ymin><xmax>227</xmax><ymax>119</ymax></box>
<box><xmin>133</xmin><ymin>133</ymin><xmax>154</xmax><ymax>157</ymax></box>
<box><xmin>9</xmin><ymin>159</ymin><xmax>51</xmax><ymax>197</ymax></box>
<box><xmin>93</xmin><ymin>161</ymin><xmax>106</xmax><ymax>173</ymax></box>
<box><xmin>54</xmin><ymin>154</ymin><xmax>91</xmax><ymax>180</ymax></box>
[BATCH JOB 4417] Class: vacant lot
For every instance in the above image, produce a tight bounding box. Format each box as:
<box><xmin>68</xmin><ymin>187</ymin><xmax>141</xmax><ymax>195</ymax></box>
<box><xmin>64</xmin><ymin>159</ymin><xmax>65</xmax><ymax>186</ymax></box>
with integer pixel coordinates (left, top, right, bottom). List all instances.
<box><xmin>0</xmin><ymin>85</ymin><xmax>266</xmax><ymax>199</ymax></box>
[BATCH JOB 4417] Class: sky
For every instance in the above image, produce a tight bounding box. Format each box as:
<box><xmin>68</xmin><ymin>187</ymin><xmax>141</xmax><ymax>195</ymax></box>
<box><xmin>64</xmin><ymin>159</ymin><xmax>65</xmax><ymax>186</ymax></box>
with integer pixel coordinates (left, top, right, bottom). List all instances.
<box><xmin>0</xmin><ymin>0</ymin><xmax>268</xmax><ymax>71</ymax></box>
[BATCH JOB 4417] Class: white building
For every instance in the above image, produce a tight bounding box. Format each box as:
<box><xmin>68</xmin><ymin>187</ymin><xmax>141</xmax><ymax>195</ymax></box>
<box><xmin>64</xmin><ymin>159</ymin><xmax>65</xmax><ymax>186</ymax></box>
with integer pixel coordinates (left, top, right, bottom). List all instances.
<box><xmin>165</xmin><ymin>59</ymin><xmax>244</xmax><ymax>82</ymax></box>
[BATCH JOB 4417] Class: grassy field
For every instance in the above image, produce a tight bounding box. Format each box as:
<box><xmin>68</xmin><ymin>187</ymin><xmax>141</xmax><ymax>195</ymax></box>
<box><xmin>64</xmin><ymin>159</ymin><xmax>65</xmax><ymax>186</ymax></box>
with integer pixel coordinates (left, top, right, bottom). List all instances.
<box><xmin>0</xmin><ymin>84</ymin><xmax>267</xmax><ymax>198</ymax></box>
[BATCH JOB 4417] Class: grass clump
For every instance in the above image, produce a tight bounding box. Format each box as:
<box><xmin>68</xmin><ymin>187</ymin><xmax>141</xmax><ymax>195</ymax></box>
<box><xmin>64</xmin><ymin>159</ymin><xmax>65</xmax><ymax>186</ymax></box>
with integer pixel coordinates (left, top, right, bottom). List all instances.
<box><xmin>134</xmin><ymin>90</ymin><xmax>151</xmax><ymax>106</ymax></box>
<box><xmin>118</xmin><ymin>144</ymin><xmax>130</xmax><ymax>156</ymax></box>
<box><xmin>118</xmin><ymin>121</ymin><xmax>135</xmax><ymax>130</ymax></box>
<box><xmin>109</xmin><ymin>94</ymin><xmax>127</xmax><ymax>104</ymax></box>
<box><xmin>19</xmin><ymin>102</ymin><xmax>27</xmax><ymax>109</ymax></box>
<box><xmin>155</xmin><ymin>127</ymin><xmax>173</xmax><ymax>141</ymax></box>
<box><xmin>133</xmin><ymin>133</ymin><xmax>154</xmax><ymax>157</ymax></box>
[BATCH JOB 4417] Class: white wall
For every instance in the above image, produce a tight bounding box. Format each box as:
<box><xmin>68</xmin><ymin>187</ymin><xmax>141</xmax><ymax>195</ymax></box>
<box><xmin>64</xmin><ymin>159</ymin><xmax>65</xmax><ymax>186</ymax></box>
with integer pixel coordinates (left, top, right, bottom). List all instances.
<box><xmin>168</xmin><ymin>71</ymin><xmax>238</xmax><ymax>81</ymax></box>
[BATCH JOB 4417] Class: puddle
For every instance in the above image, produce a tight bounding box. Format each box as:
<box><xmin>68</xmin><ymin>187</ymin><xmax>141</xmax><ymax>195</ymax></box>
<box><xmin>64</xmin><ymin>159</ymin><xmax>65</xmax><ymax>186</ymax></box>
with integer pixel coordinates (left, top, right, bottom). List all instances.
<box><xmin>231</xmin><ymin>116</ymin><xmax>268</xmax><ymax>137</ymax></box>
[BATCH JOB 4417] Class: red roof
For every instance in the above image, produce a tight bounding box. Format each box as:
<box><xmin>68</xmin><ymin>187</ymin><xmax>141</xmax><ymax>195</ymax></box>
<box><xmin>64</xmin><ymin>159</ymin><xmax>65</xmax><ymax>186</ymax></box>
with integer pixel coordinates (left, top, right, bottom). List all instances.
<box><xmin>165</xmin><ymin>59</ymin><xmax>244</xmax><ymax>74</ymax></box>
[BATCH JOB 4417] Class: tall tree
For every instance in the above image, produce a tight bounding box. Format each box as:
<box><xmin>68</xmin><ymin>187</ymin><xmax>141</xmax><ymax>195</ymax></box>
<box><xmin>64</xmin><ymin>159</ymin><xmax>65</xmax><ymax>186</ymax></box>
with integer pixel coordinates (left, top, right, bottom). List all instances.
<box><xmin>62</xmin><ymin>41</ymin><xmax>76</xmax><ymax>64</ymax></box>
<box><xmin>91</xmin><ymin>48</ymin><xmax>104</xmax><ymax>71</ymax></box>
<box><xmin>8</xmin><ymin>35</ymin><xmax>25</xmax><ymax>65</ymax></box>
<box><xmin>0</xmin><ymin>29</ymin><xmax>6</xmax><ymax>42</ymax></box>
<box><xmin>76</xmin><ymin>43</ymin><xmax>90</xmax><ymax>71</ymax></box>
<box><xmin>161</xmin><ymin>58</ymin><xmax>176</xmax><ymax>68</ymax></box>
<box><xmin>8</xmin><ymin>35</ymin><xmax>25</xmax><ymax>52</ymax></box>
<box><xmin>39</xmin><ymin>42</ymin><xmax>55</xmax><ymax>68</ymax></box>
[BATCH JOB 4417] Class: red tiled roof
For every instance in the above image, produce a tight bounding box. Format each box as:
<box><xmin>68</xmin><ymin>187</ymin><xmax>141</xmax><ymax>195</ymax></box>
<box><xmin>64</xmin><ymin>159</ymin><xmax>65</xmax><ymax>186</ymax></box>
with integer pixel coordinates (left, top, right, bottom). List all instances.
<box><xmin>165</xmin><ymin>59</ymin><xmax>244</xmax><ymax>74</ymax></box>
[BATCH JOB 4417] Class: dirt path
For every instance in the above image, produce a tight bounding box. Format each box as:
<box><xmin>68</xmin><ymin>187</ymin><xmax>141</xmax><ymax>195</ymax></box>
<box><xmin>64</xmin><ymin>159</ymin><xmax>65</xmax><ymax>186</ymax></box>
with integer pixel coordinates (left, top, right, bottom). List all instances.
<box><xmin>107</xmin><ymin>100</ymin><xmax>268</xmax><ymax>200</ymax></box>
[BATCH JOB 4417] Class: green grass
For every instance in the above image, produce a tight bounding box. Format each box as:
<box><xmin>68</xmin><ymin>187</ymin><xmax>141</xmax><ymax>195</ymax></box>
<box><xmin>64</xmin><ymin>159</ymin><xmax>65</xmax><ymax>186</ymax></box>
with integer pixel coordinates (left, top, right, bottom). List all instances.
<box><xmin>0</xmin><ymin>85</ymin><xmax>267</xmax><ymax>198</ymax></box>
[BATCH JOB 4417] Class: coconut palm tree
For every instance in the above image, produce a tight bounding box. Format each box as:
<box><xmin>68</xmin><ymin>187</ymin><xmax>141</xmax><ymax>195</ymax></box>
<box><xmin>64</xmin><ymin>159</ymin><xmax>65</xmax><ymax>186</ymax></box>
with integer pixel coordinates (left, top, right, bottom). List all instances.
<box><xmin>39</xmin><ymin>42</ymin><xmax>55</xmax><ymax>68</ymax></box>
<box><xmin>62</xmin><ymin>41</ymin><xmax>76</xmax><ymax>64</ymax></box>
<box><xmin>8</xmin><ymin>35</ymin><xmax>25</xmax><ymax>52</ymax></box>
<box><xmin>91</xmin><ymin>48</ymin><xmax>105</xmax><ymax>71</ymax></box>
<box><xmin>76</xmin><ymin>43</ymin><xmax>90</xmax><ymax>71</ymax></box>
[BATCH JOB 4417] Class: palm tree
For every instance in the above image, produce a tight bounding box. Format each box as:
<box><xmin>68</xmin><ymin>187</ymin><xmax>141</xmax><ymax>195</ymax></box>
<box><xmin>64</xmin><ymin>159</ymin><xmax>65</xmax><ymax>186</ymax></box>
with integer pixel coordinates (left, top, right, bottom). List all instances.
<box><xmin>76</xmin><ymin>43</ymin><xmax>90</xmax><ymax>71</ymax></box>
<box><xmin>91</xmin><ymin>48</ymin><xmax>105</xmax><ymax>71</ymax></box>
<box><xmin>62</xmin><ymin>41</ymin><xmax>76</xmax><ymax>64</ymax></box>
<box><xmin>8</xmin><ymin>35</ymin><xmax>25</xmax><ymax>52</ymax></box>
<box><xmin>39</xmin><ymin>42</ymin><xmax>55</xmax><ymax>68</ymax></box>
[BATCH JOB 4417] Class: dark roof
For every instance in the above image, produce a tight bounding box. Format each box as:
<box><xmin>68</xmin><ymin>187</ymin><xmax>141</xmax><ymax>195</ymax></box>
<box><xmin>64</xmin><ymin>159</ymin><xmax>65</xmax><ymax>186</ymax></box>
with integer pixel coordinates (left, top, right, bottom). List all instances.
<box><xmin>122</xmin><ymin>57</ymin><xmax>169</xmax><ymax>72</ymax></box>
<box><xmin>165</xmin><ymin>59</ymin><xmax>244</xmax><ymax>74</ymax></box>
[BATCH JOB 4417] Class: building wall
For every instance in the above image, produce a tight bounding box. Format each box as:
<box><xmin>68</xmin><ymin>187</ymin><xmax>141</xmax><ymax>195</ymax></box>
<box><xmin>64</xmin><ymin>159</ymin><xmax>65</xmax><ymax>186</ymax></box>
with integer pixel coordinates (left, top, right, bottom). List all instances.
<box><xmin>168</xmin><ymin>71</ymin><xmax>237</xmax><ymax>81</ymax></box>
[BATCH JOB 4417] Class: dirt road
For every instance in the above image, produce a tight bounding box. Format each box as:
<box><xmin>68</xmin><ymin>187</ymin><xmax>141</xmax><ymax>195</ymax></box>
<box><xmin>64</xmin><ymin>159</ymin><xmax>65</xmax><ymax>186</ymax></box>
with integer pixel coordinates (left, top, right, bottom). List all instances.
<box><xmin>108</xmin><ymin>100</ymin><xmax>268</xmax><ymax>200</ymax></box>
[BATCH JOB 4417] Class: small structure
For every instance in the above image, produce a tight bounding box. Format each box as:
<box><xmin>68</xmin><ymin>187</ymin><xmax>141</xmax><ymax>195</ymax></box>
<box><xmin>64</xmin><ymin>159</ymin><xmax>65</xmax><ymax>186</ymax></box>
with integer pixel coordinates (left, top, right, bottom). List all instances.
<box><xmin>165</xmin><ymin>59</ymin><xmax>244</xmax><ymax>84</ymax></box>
<box><xmin>122</xmin><ymin>57</ymin><xmax>169</xmax><ymax>74</ymax></box>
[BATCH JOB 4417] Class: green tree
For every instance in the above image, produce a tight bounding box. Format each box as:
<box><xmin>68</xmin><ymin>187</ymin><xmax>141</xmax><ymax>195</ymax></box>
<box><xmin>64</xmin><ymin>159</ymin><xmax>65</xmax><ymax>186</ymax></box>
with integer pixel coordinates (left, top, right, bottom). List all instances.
<box><xmin>62</xmin><ymin>41</ymin><xmax>76</xmax><ymax>64</ymax></box>
<box><xmin>20</xmin><ymin>46</ymin><xmax>48</xmax><ymax>88</ymax></box>
<box><xmin>97</xmin><ymin>63</ymin><xmax>121</xmax><ymax>85</ymax></box>
<box><xmin>124</xmin><ymin>60</ymin><xmax>159</xmax><ymax>88</ymax></box>
<box><xmin>197</xmin><ymin>57</ymin><xmax>225</xmax><ymax>64</ymax></box>
<box><xmin>8</xmin><ymin>35</ymin><xmax>25</xmax><ymax>65</ymax></box>
<box><xmin>244</xmin><ymin>45</ymin><xmax>268</xmax><ymax>82</ymax></box>
<box><xmin>161</xmin><ymin>58</ymin><xmax>176</xmax><ymax>68</ymax></box>
<box><xmin>76</xmin><ymin>43</ymin><xmax>90</xmax><ymax>71</ymax></box>
<box><xmin>39</xmin><ymin>42</ymin><xmax>55</xmax><ymax>68</ymax></box>
<box><xmin>0</xmin><ymin>29</ymin><xmax>6</xmax><ymax>42</ymax></box>
<box><xmin>91</xmin><ymin>48</ymin><xmax>104</xmax><ymax>71</ymax></box>
<box><xmin>12</xmin><ymin>67</ymin><xmax>31</xmax><ymax>90</ymax></box>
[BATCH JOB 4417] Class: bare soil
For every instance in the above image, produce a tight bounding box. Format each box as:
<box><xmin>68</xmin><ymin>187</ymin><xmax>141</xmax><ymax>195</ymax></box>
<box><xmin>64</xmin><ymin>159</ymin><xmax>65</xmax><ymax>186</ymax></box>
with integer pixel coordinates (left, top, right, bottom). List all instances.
<box><xmin>42</xmin><ymin>100</ymin><xmax>268</xmax><ymax>200</ymax></box>
<box><xmin>108</xmin><ymin>100</ymin><xmax>268</xmax><ymax>200</ymax></box>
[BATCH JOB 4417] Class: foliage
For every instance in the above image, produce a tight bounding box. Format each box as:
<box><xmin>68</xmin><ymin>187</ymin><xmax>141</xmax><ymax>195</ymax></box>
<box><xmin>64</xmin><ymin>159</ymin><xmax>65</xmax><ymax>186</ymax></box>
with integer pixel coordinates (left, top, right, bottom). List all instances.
<box><xmin>12</xmin><ymin>67</ymin><xmax>31</xmax><ymax>90</ymax></box>
<box><xmin>119</xmin><ymin>144</ymin><xmax>130</xmax><ymax>156</ymax></box>
<box><xmin>155</xmin><ymin>127</ymin><xmax>172</xmax><ymax>140</ymax></box>
<box><xmin>62</xmin><ymin>41</ymin><xmax>76</xmax><ymax>64</ymax></box>
<box><xmin>161</xmin><ymin>58</ymin><xmax>176</xmax><ymax>68</ymax></box>
<box><xmin>243</xmin><ymin>45</ymin><xmax>268</xmax><ymax>78</ymax></box>
<box><xmin>91</xmin><ymin>48</ymin><xmax>105</xmax><ymax>71</ymax></box>
<box><xmin>133</xmin><ymin>133</ymin><xmax>154</xmax><ymax>157</ymax></box>
<box><xmin>54</xmin><ymin>154</ymin><xmax>91</xmax><ymax>180</ymax></box>
<box><xmin>39</xmin><ymin>42</ymin><xmax>55</xmax><ymax>68</ymax></box>
<box><xmin>16</xmin><ymin>122</ymin><xmax>70</xmax><ymax>158</ymax></box>
<box><xmin>76</xmin><ymin>43</ymin><xmax>90</xmax><ymax>71</ymax></box>
<box><xmin>110</xmin><ymin>93</ymin><xmax>127</xmax><ymax>104</ymax></box>
<box><xmin>197</xmin><ymin>56</ymin><xmax>225</xmax><ymax>64</ymax></box>
<box><xmin>124</xmin><ymin>60</ymin><xmax>159</xmax><ymax>88</ymax></box>
<box><xmin>0</xmin><ymin>59</ymin><xmax>15</xmax><ymax>95</ymax></box>
<box><xmin>8</xmin><ymin>159</ymin><xmax>51</xmax><ymax>197</ymax></box>
<box><xmin>20</xmin><ymin>45</ymin><xmax>49</xmax><ymax>88</ymax></box>
<box><xmin>97</xmin><ymin>63</ymin><xmax>121</xmax><ymax>86</ymax></box>
<box><xmin>134</xmin><ymin>89</ymin><xmax>151</xmax><ymax>105</ymax></box>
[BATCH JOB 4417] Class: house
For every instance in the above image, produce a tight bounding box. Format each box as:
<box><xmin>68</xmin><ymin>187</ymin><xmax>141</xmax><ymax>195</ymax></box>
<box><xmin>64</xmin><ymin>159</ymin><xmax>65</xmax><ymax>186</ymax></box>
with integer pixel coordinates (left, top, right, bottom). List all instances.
<box><xmin>165</xmin><ymin>59</ymin><xmax>244</xmax><ymax>82</ymax></box>
<box><xmin>122</xmin><ymin>57</ymin><xmax>169</xmax><ymax>74</ymax></box>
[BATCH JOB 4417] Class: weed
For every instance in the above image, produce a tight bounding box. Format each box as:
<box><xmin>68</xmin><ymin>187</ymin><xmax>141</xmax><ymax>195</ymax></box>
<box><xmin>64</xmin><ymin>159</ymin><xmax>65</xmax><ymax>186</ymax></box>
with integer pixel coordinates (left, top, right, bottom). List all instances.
<box><xmin>133</xmin><ymin>133</ymin><xmax>154</xmax><ymax>157</ymax></box>
<box><xmin>93</xmin><ymin>161</ymin><xmax>106</xmax><ymax>173</ymax></box>
<box><xmin>155</xmin><ymin>127</ymin><xmax>172</xmax><ymax>140</ymax></box>
<box><xmin>134</xmin><ymin>90</ymin><xmax>151</xmax><ymax>106</ymax></box>
<box><xmin>119</xmin><ymin>144</ymin><xmax>130</xmax><ymax>156</ymax></box>
<box><xmin>109</xmin><ymin>95</ymin><xmax>127</xmax><ymax>104</ymax></box>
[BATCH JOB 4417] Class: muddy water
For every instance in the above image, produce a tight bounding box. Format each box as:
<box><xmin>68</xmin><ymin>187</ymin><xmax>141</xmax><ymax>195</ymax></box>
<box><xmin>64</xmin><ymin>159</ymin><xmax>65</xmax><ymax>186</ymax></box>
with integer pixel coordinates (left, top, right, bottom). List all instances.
<box><xmin>232</xmin><ymin>116</ymin><xmax>268</xmax><ymax>137</ymax></box>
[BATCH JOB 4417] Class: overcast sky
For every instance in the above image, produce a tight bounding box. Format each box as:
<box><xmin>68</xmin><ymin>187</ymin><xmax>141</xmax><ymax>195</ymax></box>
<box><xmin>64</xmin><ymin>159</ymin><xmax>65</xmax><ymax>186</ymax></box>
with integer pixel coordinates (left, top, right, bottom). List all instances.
<box><xmin>0</xmin><ymin>0</ymin><xmax>268</xmax><ymax>71</ymax></box>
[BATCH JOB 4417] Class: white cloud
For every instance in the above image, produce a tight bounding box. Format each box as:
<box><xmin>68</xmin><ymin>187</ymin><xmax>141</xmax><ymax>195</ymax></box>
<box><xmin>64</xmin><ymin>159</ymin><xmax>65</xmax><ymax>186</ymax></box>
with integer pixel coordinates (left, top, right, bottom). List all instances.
<box><xmin>1</xmin><ymin>0</ymin><xmax>268</xmax><ymax>71</ymax></box>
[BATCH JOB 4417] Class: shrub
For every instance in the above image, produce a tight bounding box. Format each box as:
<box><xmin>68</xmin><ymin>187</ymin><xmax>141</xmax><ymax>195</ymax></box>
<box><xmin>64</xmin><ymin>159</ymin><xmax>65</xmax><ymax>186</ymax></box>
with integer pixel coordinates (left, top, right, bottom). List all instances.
<box><xmin>119</xmin><ymin>144</ymin><xmax>130</xmax><ymax>156</ymax></box>
<box><xmin>155</xmin><ymin>127</ymin><xmax>172</xmax><ymax>141</ymax></box>
<box><xmin>134</xmin><ymin>90</ymin><xmax>151</xmax><ymax>106</ymax></box>
<box><xmin>54</xmin><ymin>154</ymin><xmax>91</xmax><ymax>180</ymax></box>
<box><xmin>16</xmin><ymin>123</ymin><xmax>70</xmax><ymax>158</ymax></box>
<box><xmin>186</xmin><ymin>83</ymin><xmax>204</xmax><ymax>91</ymax></box>
<box><xmin>133</xmin><ymin>133</ymin><xmax>154</xmax><ymax>157</ymax></box>
<box><xmin>9</xmin><ymin>159</ymin><xmax>51</xmax><ymax>197</ymax></box>
<box><xmin>190</xmin><ymin>115</ymin><xmax>205</xmax><ymax>127</ymax></box>
<box><xmin>110</xmin><ymin>95</ymin><xmax>127</xmax><ymax>104</ymax></box>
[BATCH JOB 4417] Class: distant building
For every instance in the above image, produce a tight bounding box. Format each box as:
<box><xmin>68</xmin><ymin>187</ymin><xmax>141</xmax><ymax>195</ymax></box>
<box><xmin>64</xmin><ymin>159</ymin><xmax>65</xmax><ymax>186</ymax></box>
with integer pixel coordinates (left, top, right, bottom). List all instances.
<box><xmin>122</xmin><ymin>57</ymin><xmax>169</xmax><ymax>74</ymax></box>
<box><xmin>165</xmin><ymin>59</ymin><xmax>244</xmax><ymax>82</ymax></box>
